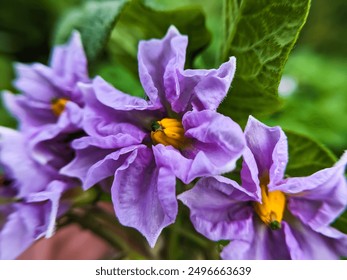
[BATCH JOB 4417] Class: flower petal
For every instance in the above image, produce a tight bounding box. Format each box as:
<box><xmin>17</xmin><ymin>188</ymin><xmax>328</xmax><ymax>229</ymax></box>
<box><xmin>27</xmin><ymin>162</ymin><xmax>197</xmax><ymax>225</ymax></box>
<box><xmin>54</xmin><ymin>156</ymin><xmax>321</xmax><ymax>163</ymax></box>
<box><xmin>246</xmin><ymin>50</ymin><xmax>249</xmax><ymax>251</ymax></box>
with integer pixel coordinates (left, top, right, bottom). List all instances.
<box><xmin>178</xmin><ymin>176</ymin><xmax>255</xmax><ymax>241</ymax></box>
<box><xmin>275</xmin><ymin>152</ymin><xmax>347</xmax><ymax>229</ymax></box>
<box><xmin>26</xmin><ymin>180</ymin><xmax>68</xmax><ymax>238</ymax></box>
<box><xmin>0</xmin><ymin>205</ymin><xmax>36</xmax><ymax>260</ymax></box>
<box><xmin>50</xmin><ymin>31</ymin><xmax>89</xmax><ymax>88</ymax></box>
<box><xmin>284</xmin><ymin>221</ymin><xmax>347</xmax><ymax>259</ymax></box>
<box><xmin>179</xmin><ymin>110</ymin><xmax>244</xmax><ymax>182</ymax></box>
<box><xmin>61</xmin><ymin>145</ymin><xmax>141</xmax><ymax>190</ymax></box>
<box><xmin>112</xmin><ymin>146</ymin><xmax>177</xmax><ymax>247</ymax></box>
<box><xmin>240</xmin><ymin>147</ymin><xmax>262</xmax><ymax>201</ymax></box>
<box><xmin>138</xmin><ymin>26</ymin><xmax>187</xmax><ymax>107</ymax></box>
<box><xmin>2</xmin><ymin>91</ymin><xmax>55</xmax><ymax>131</ymax></box>
<box><xmin>221</xmin><ymin>219</ymin><xmax>291</xmax><ymax>260</ymax></box>
<box><xmin>0</xmin><ymin>127</ymin><xmax>53</xmax><ymax>197</ymax></box>
<box><xmin>171</xmin><ymin>57</ymin><xmax>236</xmax><ymax>113</ymax></box>
<box><xmin>79</xmin><ymin>79</ymin><xmax>159</xmax><ymax>140</ymax></box>
<box><xmin>0</xmin><ymin>181</ymin><xmax>66</xmax><ymax>260</ymax></box>
<box><xmin>153</xmin><ymin>110</ymin><xmax>245</xmax><ymax>184</ymax></box>
<box><xmin>244</xmin><ymin>116</ymin><xmax>288</xmax><ymax>187</ymax></box>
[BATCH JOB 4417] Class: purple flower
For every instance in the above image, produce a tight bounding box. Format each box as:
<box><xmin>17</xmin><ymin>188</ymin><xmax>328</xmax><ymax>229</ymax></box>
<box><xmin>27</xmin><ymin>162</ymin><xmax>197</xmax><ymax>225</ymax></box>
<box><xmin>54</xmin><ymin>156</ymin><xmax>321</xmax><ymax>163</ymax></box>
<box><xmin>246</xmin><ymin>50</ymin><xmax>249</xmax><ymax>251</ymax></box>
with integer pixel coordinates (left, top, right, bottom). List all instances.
<box><xmin>61</xmin><ymin>26</ymin><xmax>245</xmax><ymax>246</ymax></box>
<box><xmin>179</xmin><ymin>116</ymin><xmax>347</xmax><ymax>259</ymax></box>
<box><xmin>2</xmin><ymin>31</ymin><xmax>89</xmax><ymax>168</ymax></box>
<box><xmin>0</xmin><ymin>127</ymin><xmax>69</xmax><ymax>259</ymax></box>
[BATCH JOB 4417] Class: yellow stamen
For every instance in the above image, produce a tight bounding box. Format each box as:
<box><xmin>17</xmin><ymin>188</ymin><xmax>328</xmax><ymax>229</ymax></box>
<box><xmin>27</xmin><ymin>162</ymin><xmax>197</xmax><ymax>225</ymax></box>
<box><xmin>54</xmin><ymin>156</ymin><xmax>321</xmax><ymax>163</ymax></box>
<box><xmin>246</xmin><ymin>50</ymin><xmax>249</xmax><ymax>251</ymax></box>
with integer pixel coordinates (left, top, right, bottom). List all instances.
<box><xmin>150</xmin><ymin>118</ymin><xmax>188</xmax><ymax>149</ymax></box>
<box><xmin>51</xmin><ymin>98</ymin><xmax>69</xmax><ymax>116</ymax></box>
<box><xmin>254</xmin><ymin>176</ymin><xmax>286</xmax><ymax>230</ymax></box>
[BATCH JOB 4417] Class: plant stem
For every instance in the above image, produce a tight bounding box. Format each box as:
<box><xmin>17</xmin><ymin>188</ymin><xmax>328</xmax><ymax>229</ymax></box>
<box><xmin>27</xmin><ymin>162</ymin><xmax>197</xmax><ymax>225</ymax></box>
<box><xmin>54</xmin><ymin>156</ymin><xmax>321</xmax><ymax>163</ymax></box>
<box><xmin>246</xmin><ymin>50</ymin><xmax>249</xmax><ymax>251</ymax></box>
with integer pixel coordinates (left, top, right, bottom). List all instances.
<box><xmin>66</xmin><ymin>205</ymin><xmax>151</xmax><ymax>259</ymax></box>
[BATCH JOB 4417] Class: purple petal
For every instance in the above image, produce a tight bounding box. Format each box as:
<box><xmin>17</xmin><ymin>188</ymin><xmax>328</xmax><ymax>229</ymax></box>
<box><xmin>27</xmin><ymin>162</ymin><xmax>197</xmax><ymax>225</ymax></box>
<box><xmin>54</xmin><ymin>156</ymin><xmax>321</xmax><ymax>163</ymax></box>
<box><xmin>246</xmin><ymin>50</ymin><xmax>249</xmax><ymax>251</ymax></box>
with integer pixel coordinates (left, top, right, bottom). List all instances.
<box><xmin>153</xmin><ymin>110</ymin><xmax>244</xmax><ymax>183</ymax></box>
<box><xmin>0</xmin><ymin>127</ymin><xmax>53</xmax><ymax>196</ymax></box>
<box><xmin>274</xmin><ymin>152</ymin><xmax>347</xmax><ymax>229</ymax></box>
<box><xmin>50</xmin><ymin>31</ymin><xmax>89</xmax><ymax>87</ymax></box>
<box><xmin>79</xmin><ymin>79</ymin><xmax>159</xmax><ymax>140</ymax></box>
<box><xmin>178</xmin><ymin>176</ymin><xmax>255</xmax><ymax>241</ymax></box>
<box><xmin>284</xmin><ymin>221</ymin><xmax>347</xmax><ymax>259</ymax></box>
<box><xmin>240</xmin><ymin>147</ymin><xmax>262</xmax><ymax>201</ymax></box>
<box><xmin>13</xmin><ymin>63</ymin><xmax>60</xmax><ymax>103</ymax></box>
<box><xmin>112</xmin><ymin>146</ymin><xmax>177</xmax><ymax>247</ymax></box>
<box><xmin>171</xmin><ymin>57</ymin><xmax>236</xmax><ymax>113</ymax></box>
<box><xmin>221</xmin><ymin>220</ymin><xmax>291</xmax><ymax>260</ymax></box>
<box><xmin>92</xmin><ymin>77</ymin><xmax>155</xmax><ymax>111</ymax></box>
<box><xmin>0</xmin><ymin>181</ymin><xmax>66</xmax><ymax>260</ymax></box>
<box><xmin>0</xmin><ymin>205</ymin><xmax>35</xmax><ymax>259</ymax></box>
<box><xmin>6</xmin><ymin>31</ymin><xmax>89</xmax><ymax>131</ymax></box>
<box><xmin>26</xmin><ymin>102</ymin><xmax>83</xmax><ymax>168</ymax></box>
<box><xmin>244</xmin><ymin>116</ymin><xmax>288</xmax><ymax>186</ymax></box>
<box><xmin>138</xmin><ymin>26</ymin><xmax>187</xmax><ymax>107</ymax></box>
<box><xmin>25</xmin><ymin>180</ymin><xmax>67</xmax><ymax>238</ymax></box>
<box><xmin>61</xmin><ymin>145</ymin><xmax>142</xmax><ymax>190</ymax></box>
<box><xmin>3</xmin><ymin>91</ymin><xmax>56</xmax><ymax>131</ymax></box>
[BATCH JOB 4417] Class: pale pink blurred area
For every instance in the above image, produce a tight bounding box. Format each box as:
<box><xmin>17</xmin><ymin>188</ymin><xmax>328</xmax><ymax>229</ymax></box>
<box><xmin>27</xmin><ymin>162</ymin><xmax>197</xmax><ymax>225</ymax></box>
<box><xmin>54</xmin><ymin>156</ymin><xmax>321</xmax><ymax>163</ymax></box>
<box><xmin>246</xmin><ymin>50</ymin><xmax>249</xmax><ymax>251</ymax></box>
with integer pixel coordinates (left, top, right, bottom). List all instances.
<box><xmin>17</xmin><ymin>224</ymin><xmax>114</xmax><ymax>260</ymax></box>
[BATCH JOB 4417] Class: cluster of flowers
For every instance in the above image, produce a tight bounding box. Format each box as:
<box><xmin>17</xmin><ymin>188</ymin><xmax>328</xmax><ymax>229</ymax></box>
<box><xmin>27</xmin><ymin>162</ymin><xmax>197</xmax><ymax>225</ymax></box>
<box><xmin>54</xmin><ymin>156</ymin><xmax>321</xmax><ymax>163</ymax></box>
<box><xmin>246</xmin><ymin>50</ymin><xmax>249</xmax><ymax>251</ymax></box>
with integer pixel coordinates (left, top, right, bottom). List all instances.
<box><xmin>1</xmin><ymin>27</ymin><xmax>346</xmax><ymax>260</ymax></box>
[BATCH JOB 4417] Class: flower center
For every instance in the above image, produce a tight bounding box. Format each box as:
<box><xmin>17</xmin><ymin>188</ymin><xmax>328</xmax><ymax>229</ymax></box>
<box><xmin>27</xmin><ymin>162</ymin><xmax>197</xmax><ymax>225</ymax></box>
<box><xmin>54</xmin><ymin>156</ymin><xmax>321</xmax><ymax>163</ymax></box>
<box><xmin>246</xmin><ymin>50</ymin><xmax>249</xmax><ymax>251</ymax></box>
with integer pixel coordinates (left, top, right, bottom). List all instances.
<box><xmin>0</xmin><ymin>174</ymin><xmax>11</xmax><ymax>187</ymax></box>
<box><xmin>150</xmin><ymin>118</ymin><xmax>187</xmax><ymax>149</ymax></box>
<box><xmin>254</xmin><ymin>176</ymin><xmax>286</xmax><ymax>230</ymax></box>
<box><xmin>51</xmin><ymin>98</ymin><xmax>69</xmax><ymax>116</ymax></box>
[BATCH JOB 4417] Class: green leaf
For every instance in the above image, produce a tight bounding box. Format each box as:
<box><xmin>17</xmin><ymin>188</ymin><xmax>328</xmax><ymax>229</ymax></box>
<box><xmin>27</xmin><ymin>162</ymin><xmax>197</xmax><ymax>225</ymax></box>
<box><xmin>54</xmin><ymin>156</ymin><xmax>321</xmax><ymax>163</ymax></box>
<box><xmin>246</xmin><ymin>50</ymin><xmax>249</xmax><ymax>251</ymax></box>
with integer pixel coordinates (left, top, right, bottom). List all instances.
<box><xmin>219</xmin><ymin>0</ymin><xmax>311</xmax><ymax>123</ymax></box>
<box><xmin>54</xmin><ymin>0</ymin><xmax>129</xmax><ymax>61</ymax></box>
<box><xmin>108</xmin><ymin>0</ymin><xmax>211</xmax><ymax>76</ymax></box>
<box><xmin>332</xmin><ymin>210</ymin><xmax>347</xmax><ymax>235</ymax></box>
<box><xmin>266</xmin><ymin>49</ymin><xmax>347</xmax><ymax>154</ymax></box>
<box><xmin>285</xmin><ymin>130</ymin><xmax>337</xmax><ymax>177</ymax></box>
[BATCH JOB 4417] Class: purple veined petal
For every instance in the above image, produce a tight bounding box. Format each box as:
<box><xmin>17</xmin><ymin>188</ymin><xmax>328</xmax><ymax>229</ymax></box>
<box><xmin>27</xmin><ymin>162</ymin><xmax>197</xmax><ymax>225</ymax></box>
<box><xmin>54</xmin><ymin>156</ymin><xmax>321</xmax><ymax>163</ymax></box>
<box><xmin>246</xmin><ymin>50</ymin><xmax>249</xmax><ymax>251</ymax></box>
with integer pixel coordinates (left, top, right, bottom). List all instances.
<box><xmin>0</xmin><ymin>127</ymin><xmax>53</xmax><ymax>196</ymax></box>
<box><xmin>138</xmin><ymin>26</ymin><xmax>187</xmax><ymax>107</ymax></box>
<box><xmin>92</xmin><ymin>77</ymin><xmax>154</xmax><ymax>111</ymax></box>
<box><xmin>152</xmin><ymin>144</ymin><xmax>192</xmax><ymax>183</ymax></box>
<box><xmin>244</xmin><ymin>116</ymin><xmax>288</xmax><ymax>186</ymax></box>
<box><xmin>274</xmin><ymin>152</ymin><xmax>347</xmax><ymax>229</ymax></box>
<box><xmin>171</xmin><ymin>57</ymin><xmax>236</xmax><ymax>113</ymax></box>
<box><xmin>2</xmin><ymin>91</ymin><xmax>55</xmax><ymax>131</ymax></box>
<box><xmin>50</xmin><ymin>31</ymin><xmax>89</xmax><ymax>85</ymax></box>
<box><xmin>112</xmin><ymin>145</ymin><xmax>178</xmax><ymax>247</ymax></box>
<box><xmin>241</xmin><ymin>147</ymin><xmax>262</xmax><ymax>201</ymax></box>
<box><xmin>58</xmin><ymin>101</ymin><xmax>84</xmax><ymax>129</ymax></box>
<box><xmin>221</xmin><ymin>219</ymin><xmax>291</xmax><ymax>260</ymax></box>
<box><xmin>178</xmin><ymin>176</ymin><xmax>256</xmax><ymax>241</ymax></box>
<box><xmin>0</xmin><ymin>205</ymin><xmax>36</xmax><ymax>260</ymax></box>
<box><xmin>0</xmin><ymin>179</ymin><xmax>68</xmax><ymax>260</ymax></box>
<box><xmin>61</xmin><ymin>144</ymin><xmax>142</xmax><ymax>190</ymax></box>
<box><xmin>8</xmin><ymin>31</ymin><xmax>89</xmax><ymax>131</ymax></box>
<box><xmin>13</xmin><ymin>63</ymin><xmax>60</xmax><ymax>103</ymax></box>
<box><xmin>60</xmin><ymin>145</ymin><xmax>113</xmax><ymax>188</ymax></box>
<box><xmin>26</xmin><ymin>180</ymin><xmax>68</xmax><ymax>238</ymax></box>
<box><xmin>283</xmin><ymin>220</ymin><xmax>347</xmax><ymax>259</ymax></box>
<box><xmin>79</xmin><ymin>80</ymin><xmax>160</xmax><ymax>139</ymax></box>
<box><xmin>71</xmin><ymin>131</ymin><xmax>145</xmax><ymax>151</ymax></box>
<box><xmin>153</xmin><ymin>109</ymin><xmax>245</xmax><ymax>183</ymax></box>
<box><xmin>25</xmin><ymin>103</ymin><xmax>83</xmax><ymax>170</ymax></box>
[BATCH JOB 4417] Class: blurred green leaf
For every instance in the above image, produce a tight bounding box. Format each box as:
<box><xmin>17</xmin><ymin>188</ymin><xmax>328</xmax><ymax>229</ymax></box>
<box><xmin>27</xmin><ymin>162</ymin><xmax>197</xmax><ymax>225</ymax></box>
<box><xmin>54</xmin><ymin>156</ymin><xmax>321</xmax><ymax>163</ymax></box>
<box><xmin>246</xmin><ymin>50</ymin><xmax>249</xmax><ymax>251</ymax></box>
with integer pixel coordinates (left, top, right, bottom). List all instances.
<box><xmin>285</xmin><ymin>130</ymin><xmax>336</xmax><ymax>177</ymax></box>
<box><xmin>108</xmin><ymin>0</ymin><xmax>211</xmax><ymax>75</ymax></box>
<box><xmin>219</xmin><ymin>0</ymin><xmax>311</xmax><ymax>124</ymax></box>
<box><xmin>94</xmin><ymin>61</ymin><xmax>145</xmax><ymax>98</ymax></box>
<box><xmin>332</xmin><ymin>210</ymin><xmax>347</xmax><ymax>235</ymax></box>
<box><xmin>266</xmin><ymin>49</ymin><xmax>347</xmax><ymax>154</ymax></box>
<box><xmin>54</xmin><ymin>0</ymin><xmax>129</xmax><ymax>61</ymax></box>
